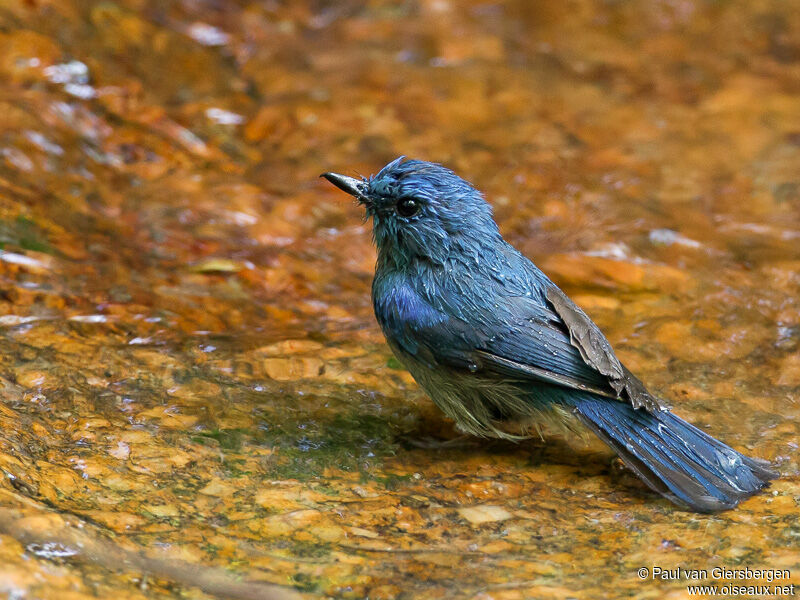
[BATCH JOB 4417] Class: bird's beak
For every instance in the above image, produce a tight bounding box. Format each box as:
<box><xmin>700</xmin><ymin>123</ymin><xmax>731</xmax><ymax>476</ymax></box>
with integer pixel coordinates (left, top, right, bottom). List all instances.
<box><xmin>321</xmin><ymin>172</ymin><xmax>368</xmax><ymax>202</ymax></box>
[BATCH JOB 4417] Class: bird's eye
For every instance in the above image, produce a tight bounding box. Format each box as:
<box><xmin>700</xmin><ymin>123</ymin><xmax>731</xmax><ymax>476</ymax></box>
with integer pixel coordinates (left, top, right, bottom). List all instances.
<box><xmin>396</xmin><ymin>197</ymin><xmax>420</xmax><ymax>218</ymax></box>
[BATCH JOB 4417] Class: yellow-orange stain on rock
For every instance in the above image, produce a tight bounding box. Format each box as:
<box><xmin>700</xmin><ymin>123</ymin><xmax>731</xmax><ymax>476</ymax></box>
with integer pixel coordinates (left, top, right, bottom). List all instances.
<box><xmin>0</xmin><ymin>1</ymin><xmax>797</xmax><ymax>599</ymax></box>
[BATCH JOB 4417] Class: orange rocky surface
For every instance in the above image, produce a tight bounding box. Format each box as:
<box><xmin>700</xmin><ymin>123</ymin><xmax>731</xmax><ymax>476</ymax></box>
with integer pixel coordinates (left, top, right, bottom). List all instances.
<box><xmin>0</xmin><ymin>1</ymin><xmax>797</xmax><ymax>599</ymax></box>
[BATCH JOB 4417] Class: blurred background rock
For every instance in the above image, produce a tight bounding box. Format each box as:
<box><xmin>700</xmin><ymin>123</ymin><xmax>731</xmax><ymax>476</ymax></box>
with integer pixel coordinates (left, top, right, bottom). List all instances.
<box><xmin>0</xmin><ymin>1</ymin><xmax>797</xmax><ymax>598</ymax></box>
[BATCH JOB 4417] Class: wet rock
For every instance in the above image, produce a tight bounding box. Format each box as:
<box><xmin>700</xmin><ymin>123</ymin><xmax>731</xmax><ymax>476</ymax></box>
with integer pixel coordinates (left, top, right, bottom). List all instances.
<box><xmin>542</xmin><ymin>253</ymin><xmax>692</xmax><ymax>293</ymax></box>
<box><xmin>262</xmin><ymin>357</ymin><xmax>325</xmax><ymax>380</ymax></box>
<box><xmin>457</xmin><ymin>505</ymin><xmax>513</xmax><ymax>525</ymax></box>
<box><xmin>0</xmin><ymin>0</ymin><xmax>796</xmax><ymax>598</ymax></box>
<box><xmin>777</xmin><ymin>354</ymin><xmax>800</xmax><ymax>387</ymax></box>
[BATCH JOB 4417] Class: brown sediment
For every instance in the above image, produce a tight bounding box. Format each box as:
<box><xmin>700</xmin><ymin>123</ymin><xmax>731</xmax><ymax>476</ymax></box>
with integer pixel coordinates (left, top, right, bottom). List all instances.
<box><xmin>0</xmin><ymin>0</ymin><xmax>797</xmax><ymax>598</ymax></box>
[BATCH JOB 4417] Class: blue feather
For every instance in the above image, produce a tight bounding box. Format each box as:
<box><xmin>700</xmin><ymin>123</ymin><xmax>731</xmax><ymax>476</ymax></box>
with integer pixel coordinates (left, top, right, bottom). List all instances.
<box><xmin>566</xmin><ymin>393</ymin><xmax>776</xmax><ymax>511</ymax></box>
<box><xmin>324</xmin><ymin>157</ymin><xmax>777</xmax><ymax>511</ymax></box>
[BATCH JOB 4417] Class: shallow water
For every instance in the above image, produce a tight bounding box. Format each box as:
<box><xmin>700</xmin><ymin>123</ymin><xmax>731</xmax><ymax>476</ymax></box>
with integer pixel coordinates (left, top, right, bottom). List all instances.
<box><xmin>0</xmin><ymin>1</ymin><xmax>797</xmax><ymax>598</ymax></box>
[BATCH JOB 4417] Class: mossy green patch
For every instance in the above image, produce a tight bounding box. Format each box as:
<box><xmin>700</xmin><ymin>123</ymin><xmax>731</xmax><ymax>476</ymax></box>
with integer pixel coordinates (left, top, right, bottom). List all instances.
<box><xmin>367</xmin><ymin>472</ymin><xmax>413</xmax><ymax>490</ymax></box>
<box><xmin>386</xmin><ymin>357</ymin><xmax>404</xmax><ymax>370</ymax></box>
<box><xmin>0</xmin><ymin>215</ymin><xmax>55</xmax><ymax>255</ymax></box>
<box><xmin>290</xmin><ymin>571</ymin><xmax>320</xmax><ymax>592</ymax></box>
<box><xmin>258</xmin><ymin>412</ymin><xmax>399</xmax><ymax>482</ymax></box>
<box><xmin>192</xmin><ymin>428</ymin><xmax>248</xmax><ymax>451</ymax></box>
<box><xmin>284</xmin><ymin>539</ymin><xmax>332</xmax><ymax>559</ymax></box>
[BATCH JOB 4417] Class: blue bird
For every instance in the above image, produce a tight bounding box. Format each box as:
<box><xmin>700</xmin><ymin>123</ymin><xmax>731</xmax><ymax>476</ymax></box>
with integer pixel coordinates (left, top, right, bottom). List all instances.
<box><xmin>322</xmin><ymin>157</ymin><xmax>777</xmax><ymax>512</ymax></box>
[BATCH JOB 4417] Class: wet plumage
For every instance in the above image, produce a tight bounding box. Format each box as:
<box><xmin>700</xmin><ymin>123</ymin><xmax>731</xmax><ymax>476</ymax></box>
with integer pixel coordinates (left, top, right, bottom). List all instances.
<box><xmin>322</xmin><ymin>157</ymin><xmax>777</xmax><ymax>512</ymax></box>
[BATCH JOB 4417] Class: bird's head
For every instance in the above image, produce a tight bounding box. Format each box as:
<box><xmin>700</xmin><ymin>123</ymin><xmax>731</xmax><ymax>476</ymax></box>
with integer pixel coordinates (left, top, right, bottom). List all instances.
<box><xmin>322</xmin><ymin>157</ymin><xmax>500</xmax><ymax>267</ymax></box>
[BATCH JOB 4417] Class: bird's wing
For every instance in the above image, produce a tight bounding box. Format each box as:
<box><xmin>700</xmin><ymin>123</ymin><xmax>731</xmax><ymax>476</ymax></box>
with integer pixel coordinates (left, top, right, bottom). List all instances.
<box><xmin>543</xmin><ymin>285</ymin><xmax>662</xmax><ymax>410</ymax></box>
<box><xmin>377</xmin><ymin>281</ymin><xmax>662</xmax><ymax>411</ymax></box>
<box><xmin>476</xmin><ymin>285</ymin><xmax>662</xmax><ymax>411</ymax></box>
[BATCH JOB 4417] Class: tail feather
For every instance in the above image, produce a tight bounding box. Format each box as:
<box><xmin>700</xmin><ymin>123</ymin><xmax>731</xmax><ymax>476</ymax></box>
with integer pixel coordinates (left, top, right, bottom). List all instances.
<box><xmin>571</xmin><ymin>395</ymin><xmax>778</xmax><ymax>512</ymax></box>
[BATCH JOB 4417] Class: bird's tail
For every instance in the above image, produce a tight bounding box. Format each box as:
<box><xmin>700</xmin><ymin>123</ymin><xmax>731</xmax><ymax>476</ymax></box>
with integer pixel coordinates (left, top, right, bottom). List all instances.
<box><xmin>570</xmin><ymin>395</ymin><xmax>778</xmax><ymax>512</ymax></box>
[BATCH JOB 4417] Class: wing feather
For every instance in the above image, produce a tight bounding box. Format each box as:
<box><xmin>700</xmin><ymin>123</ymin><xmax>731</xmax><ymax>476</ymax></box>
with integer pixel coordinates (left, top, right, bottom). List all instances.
<box><xmin>544</xmin><ymin>285</ymin><xmax>663</xmax><ymax>411</ymax></box>
<box><xmin>375</xmin><ymin>278</ymin><xmax>663</xmax><ymax>412</ymax></box>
